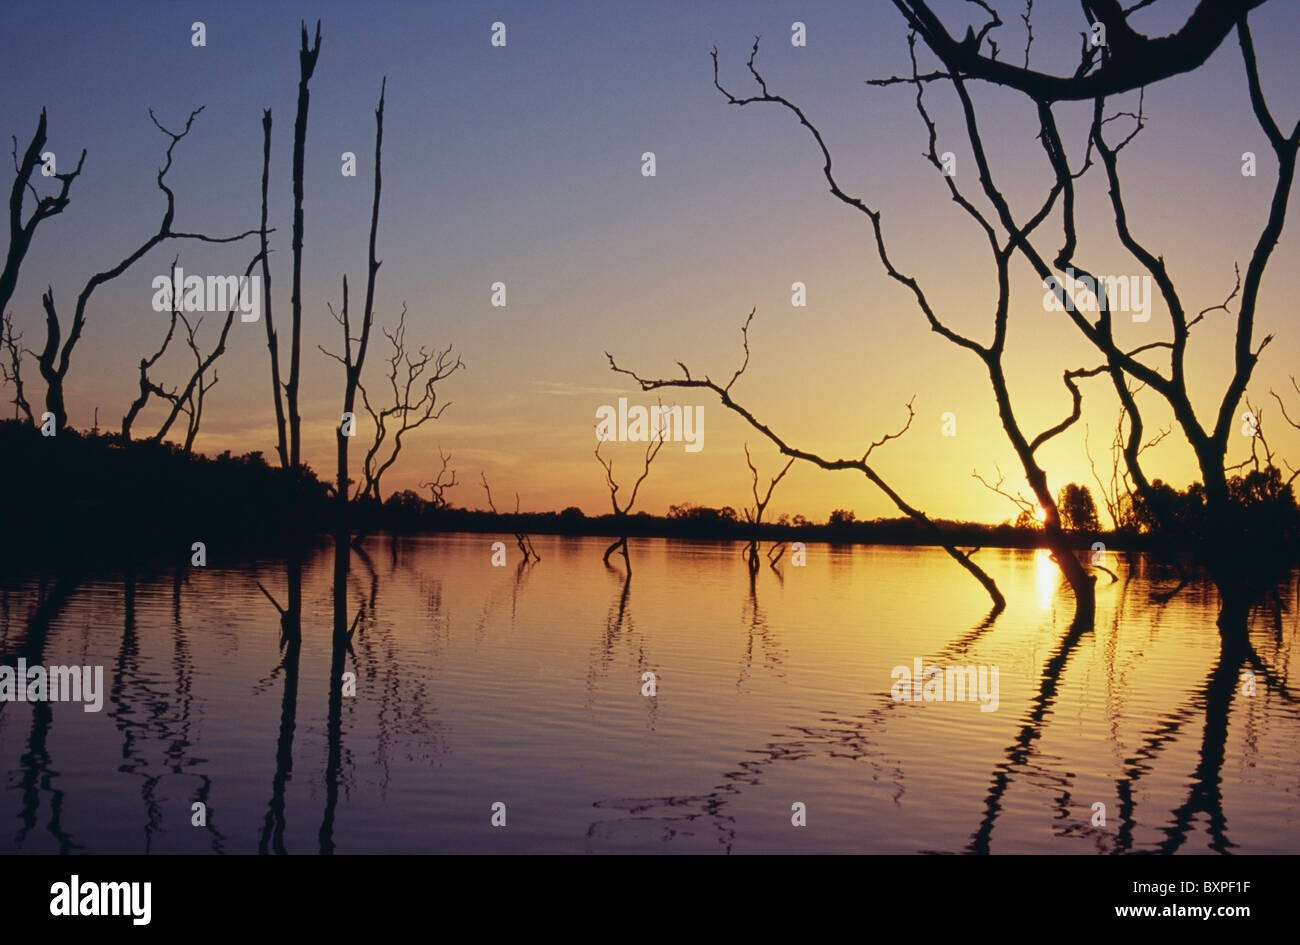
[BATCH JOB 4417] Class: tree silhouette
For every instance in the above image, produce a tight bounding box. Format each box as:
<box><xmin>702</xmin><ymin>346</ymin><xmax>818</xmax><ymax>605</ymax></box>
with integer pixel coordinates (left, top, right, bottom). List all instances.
<box><xmin>709</xmin><ymin>35</ymin><xmax>1111</xmax><ymax>623</ymax></box>
<box><xmin>742</xmin><ymin>443</ymin><xmax>793</xmax><ymax>575</ymax></box>
<box><xmin>893</xmin><ymin>1</ymin><xmax>1298</xmax><ymax>628</ymax></box>
<box><xmin>320</xmin><ymin>78</ymin><xmax>386</xmax><ymax>523</ymax></box>
<box><xmin>356</xmin><ymin>305</ymin><xmax>462</xmax><ymax>503</ymax></box>
<box><xmin>285</xmin><ymin>19</ymin><xmax>322</xmax><ymax>470</ymax></box>
<box><xmin>122</xmin><ymin>249</ymin><xmax>263</xmax><ymax>449</ymax></box>
<box><xmin>887</xmin><ymin>0</ymin><xmax>1261</xmax><ymax>102</ymax></box>
<box><xmin>420</xmin><ymin>447</ymin><xmax>458</xmax><ymax>510</ymax></box>
<box><xmin>609</xmin><ymin>309</ymin><xmax>1008</xmax><ymax>616</ymax></box>
<box><xmin>481</xmin><ymin>473</ymin><xmax>539</xmax><ymax>562</ymax></box>
<box><xmin>35</xmin><ymin>107</ymin><xmax>259</xmax><ymax>432</ymax></box>
<box><xmin>1058</xmin><ymin>483</ymin><xmax>1101</xmax><ymax>532</ymax></box>
<box><xmin>258</xmin><ymin>108</ymin><xmax>288</xmax><ymax>469</ymax></box>
<box><xmin>594</xmin><ymin>404</ymin><xmax>666</xmax><ymax>574</ymax></box>
<box><xmin>1</xmin><ymin>110</ymin><xmax>85</xmax><ymax>423</ymax></box>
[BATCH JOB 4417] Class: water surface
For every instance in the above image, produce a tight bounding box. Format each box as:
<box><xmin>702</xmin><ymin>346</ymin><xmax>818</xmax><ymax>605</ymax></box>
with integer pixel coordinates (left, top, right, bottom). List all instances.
<box><xmin>1</xmin><ymin>534</ymin><xmax>1296</xmax><ymax>853</ymax></box>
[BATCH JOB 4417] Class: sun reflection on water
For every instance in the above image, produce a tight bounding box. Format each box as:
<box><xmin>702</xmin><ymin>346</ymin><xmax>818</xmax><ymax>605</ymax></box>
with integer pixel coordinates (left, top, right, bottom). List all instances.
<box><xmin>1035</xmin><ymin>548</ymin><xmax>1059</xmax><ymax>610</ymax></box>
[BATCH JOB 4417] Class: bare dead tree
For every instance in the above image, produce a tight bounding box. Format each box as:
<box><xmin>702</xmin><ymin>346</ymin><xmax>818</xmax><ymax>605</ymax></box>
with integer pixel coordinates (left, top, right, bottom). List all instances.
<box><xmin>1266</xmin><ymin>377</ymin><xmax>1300</xmax><ymax>488</ymax></box>
<box><xmin>608</xmin><ymin>308</ymin><xmax>1007</xmax><ymax>615</ymax></box>
<box><xmin>122</xmin><ymin>255</ymin><xmax>183</xmax><ymax>439</ymax></box>
<box><xmin>173</xmin><ymin>308</ymin><xmax>226</xmax><ymax>452</ymax></box>
<box><xmin>121</xmin><ymin>248</ymin><xmax>264</xmax><ymax>448</ymax></box>
<box><xmin>1224</xmin><ymin>395</ymin><xmax>1299</xmax><ymax>500</ymax></box>
<box><xmin>36</xmin><ymin>106</ymin><xmax>260</xmax><ymax>432</ymax></box>
<box><xmin>972</xmin><ymin>465</ymin><xmax>1038</xmax><ymax>523</ymax></box>
<box><xmin>1083</xmin><ymin>385</ymin><xmax>1171</xmax><ymax>534</ymax></box>
<box><xmin>256</xmin><ymin>579</ymin><xmax>294</xmax><ymax>638</ymax></box>
<box><xmin>252</xmin><ymin>27</ymin><xmax>318</xmax><ymax>649</ymax></box>
<box><xmin>481</xmin><ymin>472</ymin><xmax>539</xmax><ymax>562</ymax></box>
<box><xmin>885</xmin><ymin>0</ymin><xmax>1262</xmax><ymax>103</ymax></box>
<box><xmin>686</xmin><ymin>35</ymin><xmax>1117</xmax><ymax>620</ymax></box>
<box><xmin>709</xmin><ymin>3</ymin><xmax>1298</xmax><ymax>624</ymax></box>
<box><xmin>3</xmin><ymin>110</ymin><xmax>85</xmax><ymax>426</ymax></box>
<box><xmin>287</xmin><ymin>19</ymin><xmax>322</xmax><ymax>469</ymax></box>
<box><xmin>594</xmin><ymin>410</ymin><xmax>666</xmax><ymax>574</ymax></box>
<box><xmin>356</xmin><ymin>303</ymin><xmax>463</xmax><ymax>502</ymax></box>
<box><xmin>319</xmin><ymin>77</ymin><xmax>385</xmax><ymax>513</ymax></box>
<box><xmin>742</xmin><ymin>443</ymin><xmax>794</xmax><ymax>576</ymax></box>
<box><xmin>1</xmin><ymin>310</ymin><xmax>32</xmax><ymax>421</ymax></box>
<box><xmin>419</xmin><ymin>448</ymin><xmax>458</xmax><ymax>509</ymax></box>
<box><xmin>258</xmin><ymin>109</ymin><xmax>288</xmax><ymax>468</ymax></box>
<box><xmin>1085</xmin><ymin>396</ymin><xmax>1187</xmax><ymax>600</ymax></box>
<box><xmin>2</xmin><ymin>110</ymin><xmax>85</xmax><ymax>325</ymax></box>
<box><xmin>890</xmin><ymin>4</ymin><xmax>1297</xmax><ymax>621</ymax></box>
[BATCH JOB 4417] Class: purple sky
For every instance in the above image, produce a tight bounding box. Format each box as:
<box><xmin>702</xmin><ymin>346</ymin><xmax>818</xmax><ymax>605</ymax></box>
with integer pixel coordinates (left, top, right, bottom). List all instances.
<box><xmin>3</xmin><ymin>0</ymin><xmax>1298</xmax><ymax>522</ymax></box>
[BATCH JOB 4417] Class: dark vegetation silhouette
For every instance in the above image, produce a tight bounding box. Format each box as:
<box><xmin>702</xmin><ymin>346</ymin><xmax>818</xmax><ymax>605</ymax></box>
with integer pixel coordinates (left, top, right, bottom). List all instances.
<box><xmin>2</xmin><ymin>416</ymin><xmax>1293</xmax><ymax>574</ymax></box>
<box><xmin>0</xmin><ymin>5</ymin><xmax>1295</xmax><ymax>857</ymax></box>
<box><xmin>354</xmin><ymin>306</ymin><xmax>462</xmax><ymax>505</ymax></box>
<box><xmin>878</xmin><ymin>0</ymin><xmax>1300</xmax><ymax>634</ymax></box>
<box><xmin>594</xmin><ymin>412</ymin><xmax>664</xmax><ymax>574</ymax></box>
<box><xmin>741</xmin><ymin>443</ymin><xmax>793</xmax><ymax>577</ymax></box>
<box><xmin>284</xmin><ymin>21</ymin><xmax>320</xmax><ymax>472</ymax></box>
<box><xmin>2</xmin><ymin>110</ymin><xmax>84</xmax><ymax>424</ymax></box>
<box><xmin>715</xmin><ymin>33</ymin><xmax>1105</xmax><ymax>626</ymax></box>
<box><xmin>607</xmin><ymin>310</ymin><xmax>1010</xmax><ymax>618</ymax></box>
<box><xmin>37</xmin><ymin>107</ymin><xmax>260</xmax><ymax>435</ymax></box>
<box><xmin>479</xmin><ymin>473</ymin><xmax>539</xmax><ymax>563</ymax></box>
<box><xmin>606</xmin><ymin>0</ymin><xmax>1298</xmax><ymax>633</ymax></box>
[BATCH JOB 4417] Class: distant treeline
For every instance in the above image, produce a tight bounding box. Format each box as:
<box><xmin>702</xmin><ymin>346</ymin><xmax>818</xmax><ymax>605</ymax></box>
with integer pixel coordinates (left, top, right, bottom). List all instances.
<box><xmin>14</xmin><ymin>420</ymin><xmax>1288</xmax><ymax>571</ymax></box>
<box><xmin>378</xmin><ymin>490</ymin><xmax>1101</xmax><ymax>550</ymax></box>
<box><xmin>0</xmin><ymin>421</ymin><xmax>331</xmax><ymax>567</ymax></box>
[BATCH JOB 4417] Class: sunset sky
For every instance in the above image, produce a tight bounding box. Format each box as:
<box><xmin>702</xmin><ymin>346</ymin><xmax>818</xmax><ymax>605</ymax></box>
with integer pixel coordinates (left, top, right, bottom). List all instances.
<box><xmin>2</xmin><ymin>0</ymin><xmax>1297</xmax><ymax>524</ymax></box>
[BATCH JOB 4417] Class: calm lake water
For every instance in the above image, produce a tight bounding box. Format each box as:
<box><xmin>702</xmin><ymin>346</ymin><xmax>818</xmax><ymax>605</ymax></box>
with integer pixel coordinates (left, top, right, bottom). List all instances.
<box><xmin>1</xmin><ymin>534</ymin><xmax>1297</xmax><ymax>854</ymax></box>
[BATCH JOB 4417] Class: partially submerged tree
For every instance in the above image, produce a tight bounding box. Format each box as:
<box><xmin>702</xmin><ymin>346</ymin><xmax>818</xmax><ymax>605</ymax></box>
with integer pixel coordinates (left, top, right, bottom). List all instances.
<box><xmin>705</xmin><ymin>37</ymin><xmax>1104</xmax><ymax>625</ymax></box>
<box><xmin>253</xmin><ymin>22</ymin><xmax>321</xmax><ymax>648</ymax></box>
<box><xmin>884</xmin><ymin>1</ymin><xmax>1299</xmax><ymax>626</ymax></box>
<box><xmin>594</xmin><ymin>410</ymin><xmax>666</xmax><ymax>574</ymax></box>
<box><xmin>742</xmin><ymin>443</ymin><xmax>793</xmax><ymax>575</ymax></box>
<box><xmin>481</xmin><ymin>472</ymin><xmax>539</xmax><ymax>563</ymax></box>
<box><xmin>608</xmin><ymin>308</ymin><xmax>1007</xmax><ymax>615</ymax></box>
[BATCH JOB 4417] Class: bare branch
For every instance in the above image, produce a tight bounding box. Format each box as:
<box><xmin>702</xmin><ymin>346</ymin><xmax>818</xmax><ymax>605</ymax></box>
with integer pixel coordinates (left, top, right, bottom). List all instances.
<box><xmin>356</xmin><ymin>301</ymin><xmax>463</xmax><ymax>502</ymax></box>
<box><xmin>259</xmin><ymin>107</ymin><xmax>288</xmax><ymax>468</ymax></box>
<box><xmin>151</xmin><ymin>250</ymin><xmax>266</xmax><ymax>446</ymax></box>
<box><xmin>419</xmin><ymin>448</ymin><xmax>458</xmax><ymax>509</ymax></box>
<box><xmin>0</xmin><ymin>310</ymin><xmax>33</xmax><ymax>422</ymax></box>
<box><xmin>742</xmin><ymin>442</ymin><xmax>795</xmax><ymax>574</ymax></box>
<box><xmin>595</xmin><ymin>403</ymin><xmax>667</xmax><ymax>572</ymax></box>
<box><xmin>36</xmin><ymin>105</ymin><xmax>261</xmax><ymax>430</ymax></box>
<box><xmin>287</xmin><ymin>19</ymin><xmax>324</xmax><ymax>468</ymax></box>
<box><xmin>972</xmin><ymin>465</ymin><xmax>1037</xmax><ymax>516</ymax></box>
<box><xmin>481</xmin><ymin>472</ymin><xmax>539</xmax><ymax>562</ymax></box>
<box><xmin>608</xmin><ymin>309</ymin><xmax>1006</xmax><ymax>612</ymax></box>
<box><xmin>1</xmin><ymin>109</ymin><xmax>87</xmax><ymax>323</ymax></box>
<box><xmin>894</xmin><ymin>0</ymin><xmax>1263</xmax><ymax>103</ymax></box>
